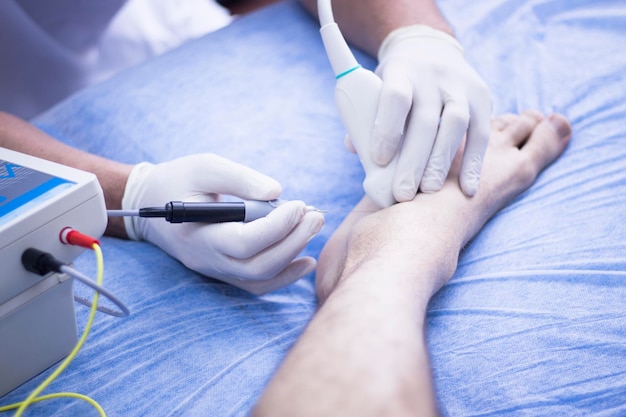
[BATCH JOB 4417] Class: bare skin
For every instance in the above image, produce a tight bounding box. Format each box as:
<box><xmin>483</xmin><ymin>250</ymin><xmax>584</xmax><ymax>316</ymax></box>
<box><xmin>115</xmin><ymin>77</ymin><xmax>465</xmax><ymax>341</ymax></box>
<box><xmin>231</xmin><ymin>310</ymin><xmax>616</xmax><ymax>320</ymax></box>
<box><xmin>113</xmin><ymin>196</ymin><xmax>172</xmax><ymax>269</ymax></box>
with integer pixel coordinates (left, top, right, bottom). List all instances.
<box><xmin>253</xmin><ymin>111</ymin><xmax>572</xmax><ymax>417</ymax></box>
<box><xmin>299</xmin><ymin>0</ymin><xmax>455</xmax><ymax>55</ymax></box>
<box><xmin>315</xmin><ymin>110</ymin><xmax>571</xmax><ymax>302</ymax></box>
<box><xmin>0</xmin><ymin>111</ymin><xmax>132</xmax><ymax>238</ymax></box>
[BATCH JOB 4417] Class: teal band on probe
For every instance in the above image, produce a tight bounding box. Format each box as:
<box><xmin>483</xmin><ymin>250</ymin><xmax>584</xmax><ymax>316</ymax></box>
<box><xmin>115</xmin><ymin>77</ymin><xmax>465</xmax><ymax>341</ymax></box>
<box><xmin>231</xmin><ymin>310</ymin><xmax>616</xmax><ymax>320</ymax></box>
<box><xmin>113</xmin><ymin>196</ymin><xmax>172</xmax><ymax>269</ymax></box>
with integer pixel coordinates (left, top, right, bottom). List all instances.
<box><xmin>336</xmin><ymin>65</ymin><xmax>361</xmax><ymax>79</ymax></box>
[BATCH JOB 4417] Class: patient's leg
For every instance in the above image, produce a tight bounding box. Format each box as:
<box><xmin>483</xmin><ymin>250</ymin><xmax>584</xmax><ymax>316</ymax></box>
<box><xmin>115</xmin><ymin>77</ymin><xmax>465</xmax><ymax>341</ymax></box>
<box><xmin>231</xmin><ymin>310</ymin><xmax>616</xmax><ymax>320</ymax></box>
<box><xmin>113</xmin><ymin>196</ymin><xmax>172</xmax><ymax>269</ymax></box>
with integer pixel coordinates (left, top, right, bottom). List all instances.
<box><xmin>254</xmin><ymin>111</ymin><xmax>571</xmax><ymax>417</ymax></box>
<box><xmin>316</xmin><ymin>111</ymin><xmax>572</xmax><ymax>302</ymax></box>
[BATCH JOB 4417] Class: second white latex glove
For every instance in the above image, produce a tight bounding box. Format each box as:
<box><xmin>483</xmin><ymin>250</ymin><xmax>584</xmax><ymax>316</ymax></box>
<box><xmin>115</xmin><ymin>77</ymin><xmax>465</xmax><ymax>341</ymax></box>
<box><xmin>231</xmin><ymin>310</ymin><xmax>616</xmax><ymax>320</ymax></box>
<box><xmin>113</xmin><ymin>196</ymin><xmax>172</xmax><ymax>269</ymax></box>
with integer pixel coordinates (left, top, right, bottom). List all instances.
<box><xmin>373</xmin><ymin>24</ymin><xmax>492</xmax><ymax>201</ymax></box>
<box><xmin>122</xmin><ymin>153</ymin><xmax>325</xmax><ymax>295</ymax></box>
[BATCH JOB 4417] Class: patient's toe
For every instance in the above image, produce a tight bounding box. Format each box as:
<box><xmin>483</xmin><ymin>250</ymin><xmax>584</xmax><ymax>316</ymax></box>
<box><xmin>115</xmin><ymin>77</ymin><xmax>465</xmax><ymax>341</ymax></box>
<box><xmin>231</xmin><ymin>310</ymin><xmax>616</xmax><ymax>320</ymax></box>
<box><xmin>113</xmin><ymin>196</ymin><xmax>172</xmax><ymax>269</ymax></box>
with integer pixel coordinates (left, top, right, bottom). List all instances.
<box><xmin>503</xmin><ymin>110</ymin><xmax>544</xmax><ymax>146</ymax></box>
<box><xmin>521</xmin><ymin>113</ymin><xmax>571</xmax><ymax>173</ymax></box>
<box><xmin>491</xmin><ymin>113</ymin><xmax>517</xmax><ymax>131</ymax></box>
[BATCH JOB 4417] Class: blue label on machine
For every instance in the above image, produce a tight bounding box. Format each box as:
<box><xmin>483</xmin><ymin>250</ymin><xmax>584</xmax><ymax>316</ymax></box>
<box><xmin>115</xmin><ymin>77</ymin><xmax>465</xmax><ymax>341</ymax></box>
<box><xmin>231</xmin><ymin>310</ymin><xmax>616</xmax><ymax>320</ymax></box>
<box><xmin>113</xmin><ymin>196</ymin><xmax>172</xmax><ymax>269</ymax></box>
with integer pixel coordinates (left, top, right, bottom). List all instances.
<box><xmin>0</xmin><ymin>160</ymin><xmax>75</xmax><ymax>226</ymax></box>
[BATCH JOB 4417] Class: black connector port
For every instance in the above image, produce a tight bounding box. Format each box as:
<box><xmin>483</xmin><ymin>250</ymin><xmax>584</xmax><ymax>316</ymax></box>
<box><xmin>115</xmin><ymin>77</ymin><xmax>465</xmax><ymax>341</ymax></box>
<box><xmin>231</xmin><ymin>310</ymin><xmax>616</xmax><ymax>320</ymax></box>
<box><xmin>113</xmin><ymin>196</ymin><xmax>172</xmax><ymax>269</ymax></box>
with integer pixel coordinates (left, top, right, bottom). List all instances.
<box><xmin>22</xmin><ymin>248</ymin><xmax>65</xmax><ymax>276</ymax></box>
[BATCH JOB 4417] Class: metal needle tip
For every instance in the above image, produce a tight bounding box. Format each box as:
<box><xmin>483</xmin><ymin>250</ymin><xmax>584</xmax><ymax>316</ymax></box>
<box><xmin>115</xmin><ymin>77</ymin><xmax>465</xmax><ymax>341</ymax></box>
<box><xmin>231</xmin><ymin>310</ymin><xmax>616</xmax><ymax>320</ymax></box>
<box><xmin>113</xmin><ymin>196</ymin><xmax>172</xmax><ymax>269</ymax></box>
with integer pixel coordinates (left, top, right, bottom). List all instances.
<box><xmin>305</xmin><ymin>206</ymin><xmax>328</xmax><ymax>213</ymax></box>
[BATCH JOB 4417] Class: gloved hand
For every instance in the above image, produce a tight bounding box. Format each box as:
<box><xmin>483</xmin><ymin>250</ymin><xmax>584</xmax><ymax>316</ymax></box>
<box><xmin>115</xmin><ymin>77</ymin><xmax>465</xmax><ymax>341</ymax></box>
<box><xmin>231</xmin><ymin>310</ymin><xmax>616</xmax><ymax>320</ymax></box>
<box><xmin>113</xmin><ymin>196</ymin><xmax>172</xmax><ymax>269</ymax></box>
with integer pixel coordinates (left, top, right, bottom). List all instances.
<box><xmin>371</xmin><ymin>24</ymin><xmax>492</xmax><ymax>201</ymax></box>
<box><xmin>121</xmin><ymin>153</ymin><xmax>325</xmax><ymax>295</ymax></box>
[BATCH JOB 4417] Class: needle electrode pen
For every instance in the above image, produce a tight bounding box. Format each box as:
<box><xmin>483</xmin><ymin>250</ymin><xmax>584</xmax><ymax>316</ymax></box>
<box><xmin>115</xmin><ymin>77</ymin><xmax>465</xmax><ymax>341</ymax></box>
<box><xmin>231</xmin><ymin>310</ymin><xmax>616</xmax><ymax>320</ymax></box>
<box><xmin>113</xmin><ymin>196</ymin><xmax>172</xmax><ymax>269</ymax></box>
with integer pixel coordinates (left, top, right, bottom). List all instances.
<box><xmin>107</xmin><ymin>200</ymin><xmax>324</xmax><ymax>223</ymax></box>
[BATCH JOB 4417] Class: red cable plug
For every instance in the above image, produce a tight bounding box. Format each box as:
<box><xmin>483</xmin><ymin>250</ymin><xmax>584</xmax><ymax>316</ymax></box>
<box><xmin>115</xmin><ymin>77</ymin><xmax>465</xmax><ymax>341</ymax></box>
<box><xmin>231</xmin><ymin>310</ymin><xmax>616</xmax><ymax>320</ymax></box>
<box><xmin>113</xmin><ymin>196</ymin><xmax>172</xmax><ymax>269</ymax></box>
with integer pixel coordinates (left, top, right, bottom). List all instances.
<box><xmin>59</xmin><ymin>227</ymin><xmax>100</xmax><ymax>249</ymax></box>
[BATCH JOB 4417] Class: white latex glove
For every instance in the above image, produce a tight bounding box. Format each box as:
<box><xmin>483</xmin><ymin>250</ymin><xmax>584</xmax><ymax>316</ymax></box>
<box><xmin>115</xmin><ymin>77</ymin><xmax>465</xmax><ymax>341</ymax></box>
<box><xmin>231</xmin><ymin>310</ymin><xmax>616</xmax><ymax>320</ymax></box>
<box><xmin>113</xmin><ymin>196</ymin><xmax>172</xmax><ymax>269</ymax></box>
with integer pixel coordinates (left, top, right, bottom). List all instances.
<box><xmin>122</xmin><ymin>153</ymin><xmax>325</xmax><ymax>295</ymax></box>
<box><xmin>372</xmin><ymin>24</ymin><xmax>492</xmax><ymax>200</ymax></box>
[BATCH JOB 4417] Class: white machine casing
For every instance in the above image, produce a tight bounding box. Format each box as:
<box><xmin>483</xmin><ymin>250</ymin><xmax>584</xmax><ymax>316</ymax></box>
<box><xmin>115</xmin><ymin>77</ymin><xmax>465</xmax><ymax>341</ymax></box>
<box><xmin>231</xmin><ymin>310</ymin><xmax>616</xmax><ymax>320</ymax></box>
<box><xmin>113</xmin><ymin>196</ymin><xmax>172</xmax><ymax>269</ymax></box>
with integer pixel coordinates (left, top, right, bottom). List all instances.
<box><xmin>0</xmin><ymin>147</ymin><xmax>107</xmax><ymax>397</ymax></box>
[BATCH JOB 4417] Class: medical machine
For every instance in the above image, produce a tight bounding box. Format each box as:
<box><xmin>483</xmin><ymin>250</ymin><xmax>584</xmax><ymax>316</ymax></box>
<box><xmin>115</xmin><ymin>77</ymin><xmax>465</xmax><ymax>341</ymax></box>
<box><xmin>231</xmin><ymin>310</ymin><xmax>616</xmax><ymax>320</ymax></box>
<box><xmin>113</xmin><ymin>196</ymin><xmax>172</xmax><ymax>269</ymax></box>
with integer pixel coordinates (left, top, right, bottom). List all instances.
<box><xmin>0</xmin><ymin>147</ymin><xmax>107</xmax><ymax>397</ymax></box>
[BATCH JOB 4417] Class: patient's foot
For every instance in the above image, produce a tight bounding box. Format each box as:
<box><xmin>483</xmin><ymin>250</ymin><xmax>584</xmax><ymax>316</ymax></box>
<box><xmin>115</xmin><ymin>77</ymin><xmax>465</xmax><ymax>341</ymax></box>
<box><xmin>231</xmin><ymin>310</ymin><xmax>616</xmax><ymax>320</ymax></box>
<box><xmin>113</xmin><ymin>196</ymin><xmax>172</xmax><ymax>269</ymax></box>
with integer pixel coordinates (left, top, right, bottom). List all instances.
<box><xmin>316</xmin><ymin>111</ymin><xmax>572</xmax><ymax>303</ymax></box>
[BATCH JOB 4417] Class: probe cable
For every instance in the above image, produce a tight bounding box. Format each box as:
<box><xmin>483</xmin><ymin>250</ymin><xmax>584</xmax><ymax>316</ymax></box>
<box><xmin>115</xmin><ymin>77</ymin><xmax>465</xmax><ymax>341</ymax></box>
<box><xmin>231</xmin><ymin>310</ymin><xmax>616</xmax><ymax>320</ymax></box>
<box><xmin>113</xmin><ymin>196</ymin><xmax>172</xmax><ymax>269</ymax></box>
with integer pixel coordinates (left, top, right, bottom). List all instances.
<box><xmin>65</xmin><ymin>263</ymin><xmax>129</xmax><ymax>318</ymax></box>
<box><xmin>20</xmin><ymin>247</ymin><xmax>129</xmax><ymax>317</ymax></box>
<box><xmin>0</xmin><ymin>242</ymin><xmax>108</xmax><ymax>416</ymax></box>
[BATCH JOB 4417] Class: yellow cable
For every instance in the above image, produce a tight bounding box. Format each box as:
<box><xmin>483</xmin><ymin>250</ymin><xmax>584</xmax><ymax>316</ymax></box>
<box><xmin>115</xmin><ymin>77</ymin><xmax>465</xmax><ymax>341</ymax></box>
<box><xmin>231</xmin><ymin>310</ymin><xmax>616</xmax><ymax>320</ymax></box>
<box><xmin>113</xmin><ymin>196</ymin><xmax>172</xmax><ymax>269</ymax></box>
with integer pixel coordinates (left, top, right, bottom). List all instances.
<box><xmin>0</xmin><ymin>393</ymin><xmax>104</xmax><ymax>415</ymax></box>
<box><xmin>0</xmin><ymin>243</ymin><xmax>106</xmax><ymax>417</ymax></box>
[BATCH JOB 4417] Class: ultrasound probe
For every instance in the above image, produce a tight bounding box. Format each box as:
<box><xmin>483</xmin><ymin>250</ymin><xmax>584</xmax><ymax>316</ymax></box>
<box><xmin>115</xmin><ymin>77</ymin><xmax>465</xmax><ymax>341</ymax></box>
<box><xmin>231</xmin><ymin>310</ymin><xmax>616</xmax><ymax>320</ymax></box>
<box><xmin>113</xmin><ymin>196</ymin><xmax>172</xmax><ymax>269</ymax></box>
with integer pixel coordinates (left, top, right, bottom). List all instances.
<box><xmin>317</xmin><ymin>0</ymin><xmax>399</xmax><ymax>208</ymax></box>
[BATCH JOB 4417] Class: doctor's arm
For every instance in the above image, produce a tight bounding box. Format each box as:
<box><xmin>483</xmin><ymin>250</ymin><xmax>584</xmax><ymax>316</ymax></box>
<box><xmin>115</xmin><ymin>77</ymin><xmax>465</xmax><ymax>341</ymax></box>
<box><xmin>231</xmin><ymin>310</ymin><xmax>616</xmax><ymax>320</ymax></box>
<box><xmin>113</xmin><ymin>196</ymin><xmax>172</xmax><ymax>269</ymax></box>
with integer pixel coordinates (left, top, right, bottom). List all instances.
<box><xmin>299</xmin><ymin>0</ymin><xmax>454</xmax><ymax>54</ymax></box>
<box><xmin>0</xmin><ymin>111</ymin><xmax>131</xmax><ymax>238</ymax></box>
<box><xmin>299</xmin><ymin>0</ymin><xmax>492</xmax><ymax>202</ymax></box>
<box><xmin>0</xmin><ymin>111</ymin><xmax>324</xmax><ymax>294</ymax></box>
